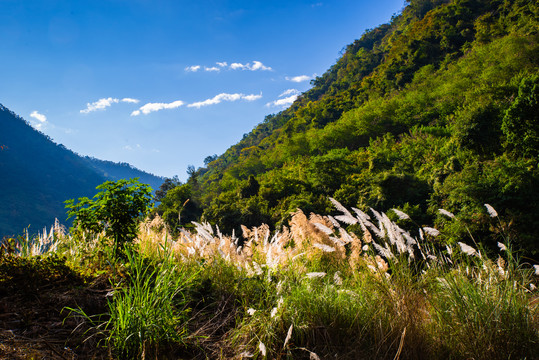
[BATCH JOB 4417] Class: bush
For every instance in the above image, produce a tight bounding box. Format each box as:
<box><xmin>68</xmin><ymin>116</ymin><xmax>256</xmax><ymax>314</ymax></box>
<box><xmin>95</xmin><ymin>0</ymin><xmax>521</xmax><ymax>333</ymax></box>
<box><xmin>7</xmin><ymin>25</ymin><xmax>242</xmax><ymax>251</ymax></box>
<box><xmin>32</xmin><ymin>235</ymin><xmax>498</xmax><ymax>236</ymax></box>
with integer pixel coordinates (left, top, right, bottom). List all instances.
<box><xmin>65</xmin><ymin>178</ymin><xmax>153</xmax><ymax>258</ymax></box>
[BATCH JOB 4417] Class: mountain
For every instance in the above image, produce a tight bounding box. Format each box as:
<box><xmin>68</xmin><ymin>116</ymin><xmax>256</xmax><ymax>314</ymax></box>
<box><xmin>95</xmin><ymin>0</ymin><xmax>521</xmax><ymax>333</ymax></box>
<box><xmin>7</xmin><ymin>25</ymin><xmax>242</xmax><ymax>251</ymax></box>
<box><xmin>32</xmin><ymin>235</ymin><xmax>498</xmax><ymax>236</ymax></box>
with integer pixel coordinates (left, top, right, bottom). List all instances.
<box><xmin>156</xmin><ymin>0</ymin><xmax>539</xmax><ymax>254</ymax></box>
<box><xmin>0</xmin><ymin>105</ymin><xmax>164</xmax><ymax>237</ymax></box>
<box><xmin>82</xmin><ymin>156</ymin><xmax>164</xmax><ymax>192</ymax></box>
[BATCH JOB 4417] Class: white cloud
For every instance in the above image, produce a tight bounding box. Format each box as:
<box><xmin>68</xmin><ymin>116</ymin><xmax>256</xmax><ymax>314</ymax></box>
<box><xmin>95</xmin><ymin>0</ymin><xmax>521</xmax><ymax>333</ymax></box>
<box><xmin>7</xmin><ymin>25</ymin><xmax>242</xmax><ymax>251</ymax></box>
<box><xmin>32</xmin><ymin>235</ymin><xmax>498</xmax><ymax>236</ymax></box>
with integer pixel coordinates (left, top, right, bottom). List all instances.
<box><xmin>279</xmin><ymin>89</ymin><xmax>300</xmax><ymax>97</ymax></box>
<box><xmin>185</xmin><ymin>65</ymin><xmax>201</xmax><ymax>72</ymax></box>
<box><xmin>29</xmin><ymin>110</ymin><xmax>48</xmax><ymax>130</ymax></box>
<box><xmin>266</xmin><ymin>95</ymin><xmax>298</xmax><ymax>108</ymax></box>
<box><xmin>286</xmin><ymin>75</ymin><xmax>311</xmax><ymax>83</ymax></box>
<box><xmin>30</xmin><ymin>110</ymin><xmax>47</xmax><ymax>123</ymax></box>
<box><xmin>250</xmin><ymin>61</ymin><xmax>272</xmax><ymax>71</ymax></box>
<box><xmin>131</xmin><ymin>100</ymin><xmax>184</xmax><ymax>116</ymax></box>
<box><xmin>188</xmin><ymin>93</ymin><xmax>241</xmax><ymax>108</ymax></box>
<box><xmin>121</xmin><ymin>98</ymin><xmax>140</xmax><ymax>103</ymax></box>
<box><xmin>80</xmin><ymin>97</ymin><xmax>139</xmax><ymax>113</ymax></box>
<box><xmin>188</xmin><ymin>93</ymin><xmax>261</xmax><ymax>109</ymax></box>
<box><xmin>80</xmin><ymin>97</ymin><xmax>119</xmax><ymax>113</ymax></box>
<box><xmin>187</xmin><ymin>61</ymin><xmax>272</xmax><ymax>72</ymax></box>
<box><xmin>230</xmin><ymin>62</ymin><xmax>247</xmax><ymax>70</ymax></box>
<box><xmin>230</xmin><ymin>61</ymin><xmax>272</xmax><ymax>71</ymax></box>
<box><xmin>243</xmin><ymin>93</ymin><xmax>263</xmax><ymax>101</ymax></box>
<box><xmin>265</xmin><ymin>89</ymin><xmax>301</xmax><ymax>108</ymax></box>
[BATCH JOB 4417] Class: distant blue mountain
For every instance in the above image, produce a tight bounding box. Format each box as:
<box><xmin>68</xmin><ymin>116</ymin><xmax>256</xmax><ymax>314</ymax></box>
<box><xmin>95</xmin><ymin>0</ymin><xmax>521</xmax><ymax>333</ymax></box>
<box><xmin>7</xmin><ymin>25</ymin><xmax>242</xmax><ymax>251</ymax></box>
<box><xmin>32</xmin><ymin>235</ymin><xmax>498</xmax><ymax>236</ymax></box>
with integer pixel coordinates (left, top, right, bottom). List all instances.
<box><xmin>82</xmin><ymin>156</ymin><xmax>164</xmax><ymax>193</ymax></box>
<box><xmin>0</xmin><ymin>104</ymin><xmax>164</xmax><ymax>237</ymax></box>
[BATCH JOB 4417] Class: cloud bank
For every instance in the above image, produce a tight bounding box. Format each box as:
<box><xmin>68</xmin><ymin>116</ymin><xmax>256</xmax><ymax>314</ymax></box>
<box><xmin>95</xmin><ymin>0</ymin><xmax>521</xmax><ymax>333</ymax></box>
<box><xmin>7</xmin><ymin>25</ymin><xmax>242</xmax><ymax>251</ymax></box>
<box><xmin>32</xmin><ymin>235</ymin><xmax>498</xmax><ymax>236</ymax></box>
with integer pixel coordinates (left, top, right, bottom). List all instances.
<box><xmin>80</xmin><ymin>97</ymin><xmax>140</xmax><ymax>114</ymax></box>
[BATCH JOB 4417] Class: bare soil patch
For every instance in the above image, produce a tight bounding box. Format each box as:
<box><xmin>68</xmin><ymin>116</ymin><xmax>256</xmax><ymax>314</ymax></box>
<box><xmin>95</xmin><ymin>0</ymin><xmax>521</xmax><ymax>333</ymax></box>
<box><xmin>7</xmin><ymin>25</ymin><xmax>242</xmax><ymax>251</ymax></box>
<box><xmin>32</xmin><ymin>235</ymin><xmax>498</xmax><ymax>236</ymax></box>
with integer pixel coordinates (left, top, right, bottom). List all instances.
<box><xmin>0</xmin><ymin>255</ymin><xmax>111</xmax><ymax>359</ymax></box>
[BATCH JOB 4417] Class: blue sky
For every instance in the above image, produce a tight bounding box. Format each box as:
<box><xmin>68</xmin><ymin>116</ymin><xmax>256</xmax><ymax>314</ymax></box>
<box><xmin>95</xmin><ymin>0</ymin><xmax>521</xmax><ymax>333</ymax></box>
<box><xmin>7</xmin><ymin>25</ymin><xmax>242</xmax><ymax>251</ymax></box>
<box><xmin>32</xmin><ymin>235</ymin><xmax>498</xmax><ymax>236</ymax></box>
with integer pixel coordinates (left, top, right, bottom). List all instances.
<box><xmin>0</xmin><ymin>0</ymin><xmax>405</xmax><ymax>181</ymax></box>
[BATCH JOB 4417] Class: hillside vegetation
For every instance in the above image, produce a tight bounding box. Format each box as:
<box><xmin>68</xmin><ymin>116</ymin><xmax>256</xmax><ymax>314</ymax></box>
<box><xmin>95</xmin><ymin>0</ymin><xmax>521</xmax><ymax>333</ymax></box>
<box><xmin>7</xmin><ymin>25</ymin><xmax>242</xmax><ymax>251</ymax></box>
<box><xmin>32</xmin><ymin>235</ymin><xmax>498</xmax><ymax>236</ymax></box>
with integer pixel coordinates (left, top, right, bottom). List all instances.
<box><xmin>1</xmin><ymin>1</ymin><xmax>538</xmax><ymax>359</ymax></box>
<box><xmin>0</xmin><ymin>105</ymin><xmax>163</xmax><ymax>236</ymax></box>
<box><xmin>1</xmin><ymin>194</ymin><xmax>537</xmax><ymax>359</ymax></box>
<box><xmin>156</xmin><ymin>0</ymin><xmax>539</xmax><ymax>255</ymax></box>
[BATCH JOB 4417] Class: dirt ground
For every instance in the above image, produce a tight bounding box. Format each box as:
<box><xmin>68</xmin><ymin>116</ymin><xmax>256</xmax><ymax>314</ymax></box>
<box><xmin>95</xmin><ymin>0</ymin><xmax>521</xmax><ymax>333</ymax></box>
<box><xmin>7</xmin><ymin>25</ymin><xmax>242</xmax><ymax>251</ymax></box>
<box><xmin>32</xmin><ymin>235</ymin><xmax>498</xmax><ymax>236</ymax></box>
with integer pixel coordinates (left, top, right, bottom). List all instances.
<box><xmin>0</xmin><ymin>253</ymin><xmax>253</xmax><ymax>360</ymax></box>
<box><xmin>0</xmin><ymin>256</ymin><xmax>111</xmax><ymax>360</ymax></box>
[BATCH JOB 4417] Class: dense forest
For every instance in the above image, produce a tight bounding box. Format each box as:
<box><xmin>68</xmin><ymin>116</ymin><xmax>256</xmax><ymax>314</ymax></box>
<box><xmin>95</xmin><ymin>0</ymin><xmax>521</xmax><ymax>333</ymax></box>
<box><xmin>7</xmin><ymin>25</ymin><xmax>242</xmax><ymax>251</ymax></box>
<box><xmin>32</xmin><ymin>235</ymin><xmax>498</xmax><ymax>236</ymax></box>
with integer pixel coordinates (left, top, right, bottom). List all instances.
<box><xmin>155</xmin><ymin>0</ymin><xmax>539</xmax><ymax>255</ymax></box>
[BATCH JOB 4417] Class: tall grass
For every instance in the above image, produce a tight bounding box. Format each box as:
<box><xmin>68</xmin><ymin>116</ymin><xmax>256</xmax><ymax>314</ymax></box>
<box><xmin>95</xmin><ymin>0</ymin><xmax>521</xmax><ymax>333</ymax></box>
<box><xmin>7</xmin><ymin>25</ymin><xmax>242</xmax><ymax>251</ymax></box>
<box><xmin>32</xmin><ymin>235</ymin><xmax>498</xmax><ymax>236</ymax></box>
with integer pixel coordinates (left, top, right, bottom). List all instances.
<box><xmin>8</xmin><ymin>202</ymin><xmax>538</xmax><ymax>359</ymax></box>
<box><xmin>429</xmin><ymin>247</ymin><xmax>538</xmax><ymax>359</ymax></box>
<box><xmin>166</xmin><ymin>200</ymin><xmax>537</xmax><ymax>359</ymax></box>
<box><xmin>105</xmin><ymin>244</ymin><xmax>193</xmax><ymax>359</ymax></box>
<box><xmin>1</xmin><ymin>219</ymin><xmax>64</xmax><ymax>257</ymax></box>
<box><xmin>62</xmin><ymin>243</ymin><xmax>194</xmax><ymax>359</ymax></box>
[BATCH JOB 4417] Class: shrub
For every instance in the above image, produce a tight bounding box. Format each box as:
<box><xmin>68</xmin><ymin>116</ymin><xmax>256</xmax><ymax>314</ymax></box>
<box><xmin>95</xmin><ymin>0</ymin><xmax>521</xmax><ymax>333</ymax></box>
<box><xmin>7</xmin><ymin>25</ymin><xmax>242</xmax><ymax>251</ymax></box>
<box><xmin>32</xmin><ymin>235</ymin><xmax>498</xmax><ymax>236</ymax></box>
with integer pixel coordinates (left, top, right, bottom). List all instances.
<box><xmin>65</xmin><ymin>178</ymin><xmax>153</xmax><ymax>258</ymax></box>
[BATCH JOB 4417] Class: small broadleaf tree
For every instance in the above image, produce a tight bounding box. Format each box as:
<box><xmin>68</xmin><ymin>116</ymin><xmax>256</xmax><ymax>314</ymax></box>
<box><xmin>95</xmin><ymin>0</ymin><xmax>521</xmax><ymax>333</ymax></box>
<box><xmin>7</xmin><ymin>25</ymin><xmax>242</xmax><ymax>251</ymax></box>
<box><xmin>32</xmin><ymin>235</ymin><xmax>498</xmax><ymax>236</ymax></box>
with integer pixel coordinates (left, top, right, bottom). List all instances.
<box><xmin>65</xmin><ymin>178</ymin><xmax>153</xmax><ymax>257</ymax></box>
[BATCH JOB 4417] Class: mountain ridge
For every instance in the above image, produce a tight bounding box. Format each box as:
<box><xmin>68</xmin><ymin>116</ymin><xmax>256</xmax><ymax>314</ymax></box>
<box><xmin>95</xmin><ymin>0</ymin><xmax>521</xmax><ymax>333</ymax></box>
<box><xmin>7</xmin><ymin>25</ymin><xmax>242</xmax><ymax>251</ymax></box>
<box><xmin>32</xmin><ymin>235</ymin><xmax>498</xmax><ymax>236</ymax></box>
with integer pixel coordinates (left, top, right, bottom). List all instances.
<box><xmin>0</xmin><ymin>104</ymin><xmax>163</xmax><ymax>236</ymax></box>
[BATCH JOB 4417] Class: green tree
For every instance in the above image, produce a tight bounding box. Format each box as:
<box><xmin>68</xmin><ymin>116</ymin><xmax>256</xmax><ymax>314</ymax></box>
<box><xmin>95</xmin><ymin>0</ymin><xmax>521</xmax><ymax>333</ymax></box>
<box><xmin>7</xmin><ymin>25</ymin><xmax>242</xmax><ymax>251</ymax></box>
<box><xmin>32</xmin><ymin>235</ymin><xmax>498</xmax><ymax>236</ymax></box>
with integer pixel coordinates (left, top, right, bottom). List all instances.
<box><xmin>65</xmin><ymin>178</ymin><xmax>153</xmax><ymax>257</ymax></box>
<box><xmin>204</xmin><ymin>154</ymin><xmax>218</xmax><ymax>166</ymax></box>
<box><xmin>502</xmin><ymin>74</ymin><xmax>539</xmax><ymax>158</ymax></box>
<box><xmin>155</xmin><ymin>176</ymin><xmax>180</xmax><ymax>202</ymax></box>
<box><xmin>240</xmin><ymin>175</ymin><xmax>260</xmax><ymax>198</ymax></box>
<box><xmin>186</xmin><ymin>165</ymin><xmax>199</xmax><ymax>188</ymax></box>
<box><xmin>156</xmin><ymin>183</ymin><xmax>200</xmax><ymax>232</ymax></box>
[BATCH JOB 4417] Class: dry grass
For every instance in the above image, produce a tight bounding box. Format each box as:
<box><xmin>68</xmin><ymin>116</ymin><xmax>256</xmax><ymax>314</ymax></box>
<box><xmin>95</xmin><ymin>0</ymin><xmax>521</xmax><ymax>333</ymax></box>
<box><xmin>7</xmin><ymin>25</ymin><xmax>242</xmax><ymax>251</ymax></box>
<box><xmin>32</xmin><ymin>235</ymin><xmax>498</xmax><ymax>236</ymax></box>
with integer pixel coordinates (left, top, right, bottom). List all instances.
<box><xmin>3</xmin><ymin>200</ymin><xmax>537</xmax><ymax>359</ymax></box>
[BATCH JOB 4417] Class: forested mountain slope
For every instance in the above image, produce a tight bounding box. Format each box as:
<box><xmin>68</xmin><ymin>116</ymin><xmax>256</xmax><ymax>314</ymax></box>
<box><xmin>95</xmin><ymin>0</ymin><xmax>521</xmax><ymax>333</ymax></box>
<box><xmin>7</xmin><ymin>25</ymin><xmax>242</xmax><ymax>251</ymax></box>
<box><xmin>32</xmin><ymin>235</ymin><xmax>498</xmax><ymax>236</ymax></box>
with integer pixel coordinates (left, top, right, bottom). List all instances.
<box><xmin>0</xmin><ymin>105</ymin><xmax>163</xmax><ymax>236</ymax></box>
<box><xmin>83</xmin><ymin>156</ymin><xmax>163</xmax><ymax>192</ymax></box>
<box><xmin>156</xmin><ymin>0</ymin><xmax>538</xmax><ymax>254</ymax></box>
